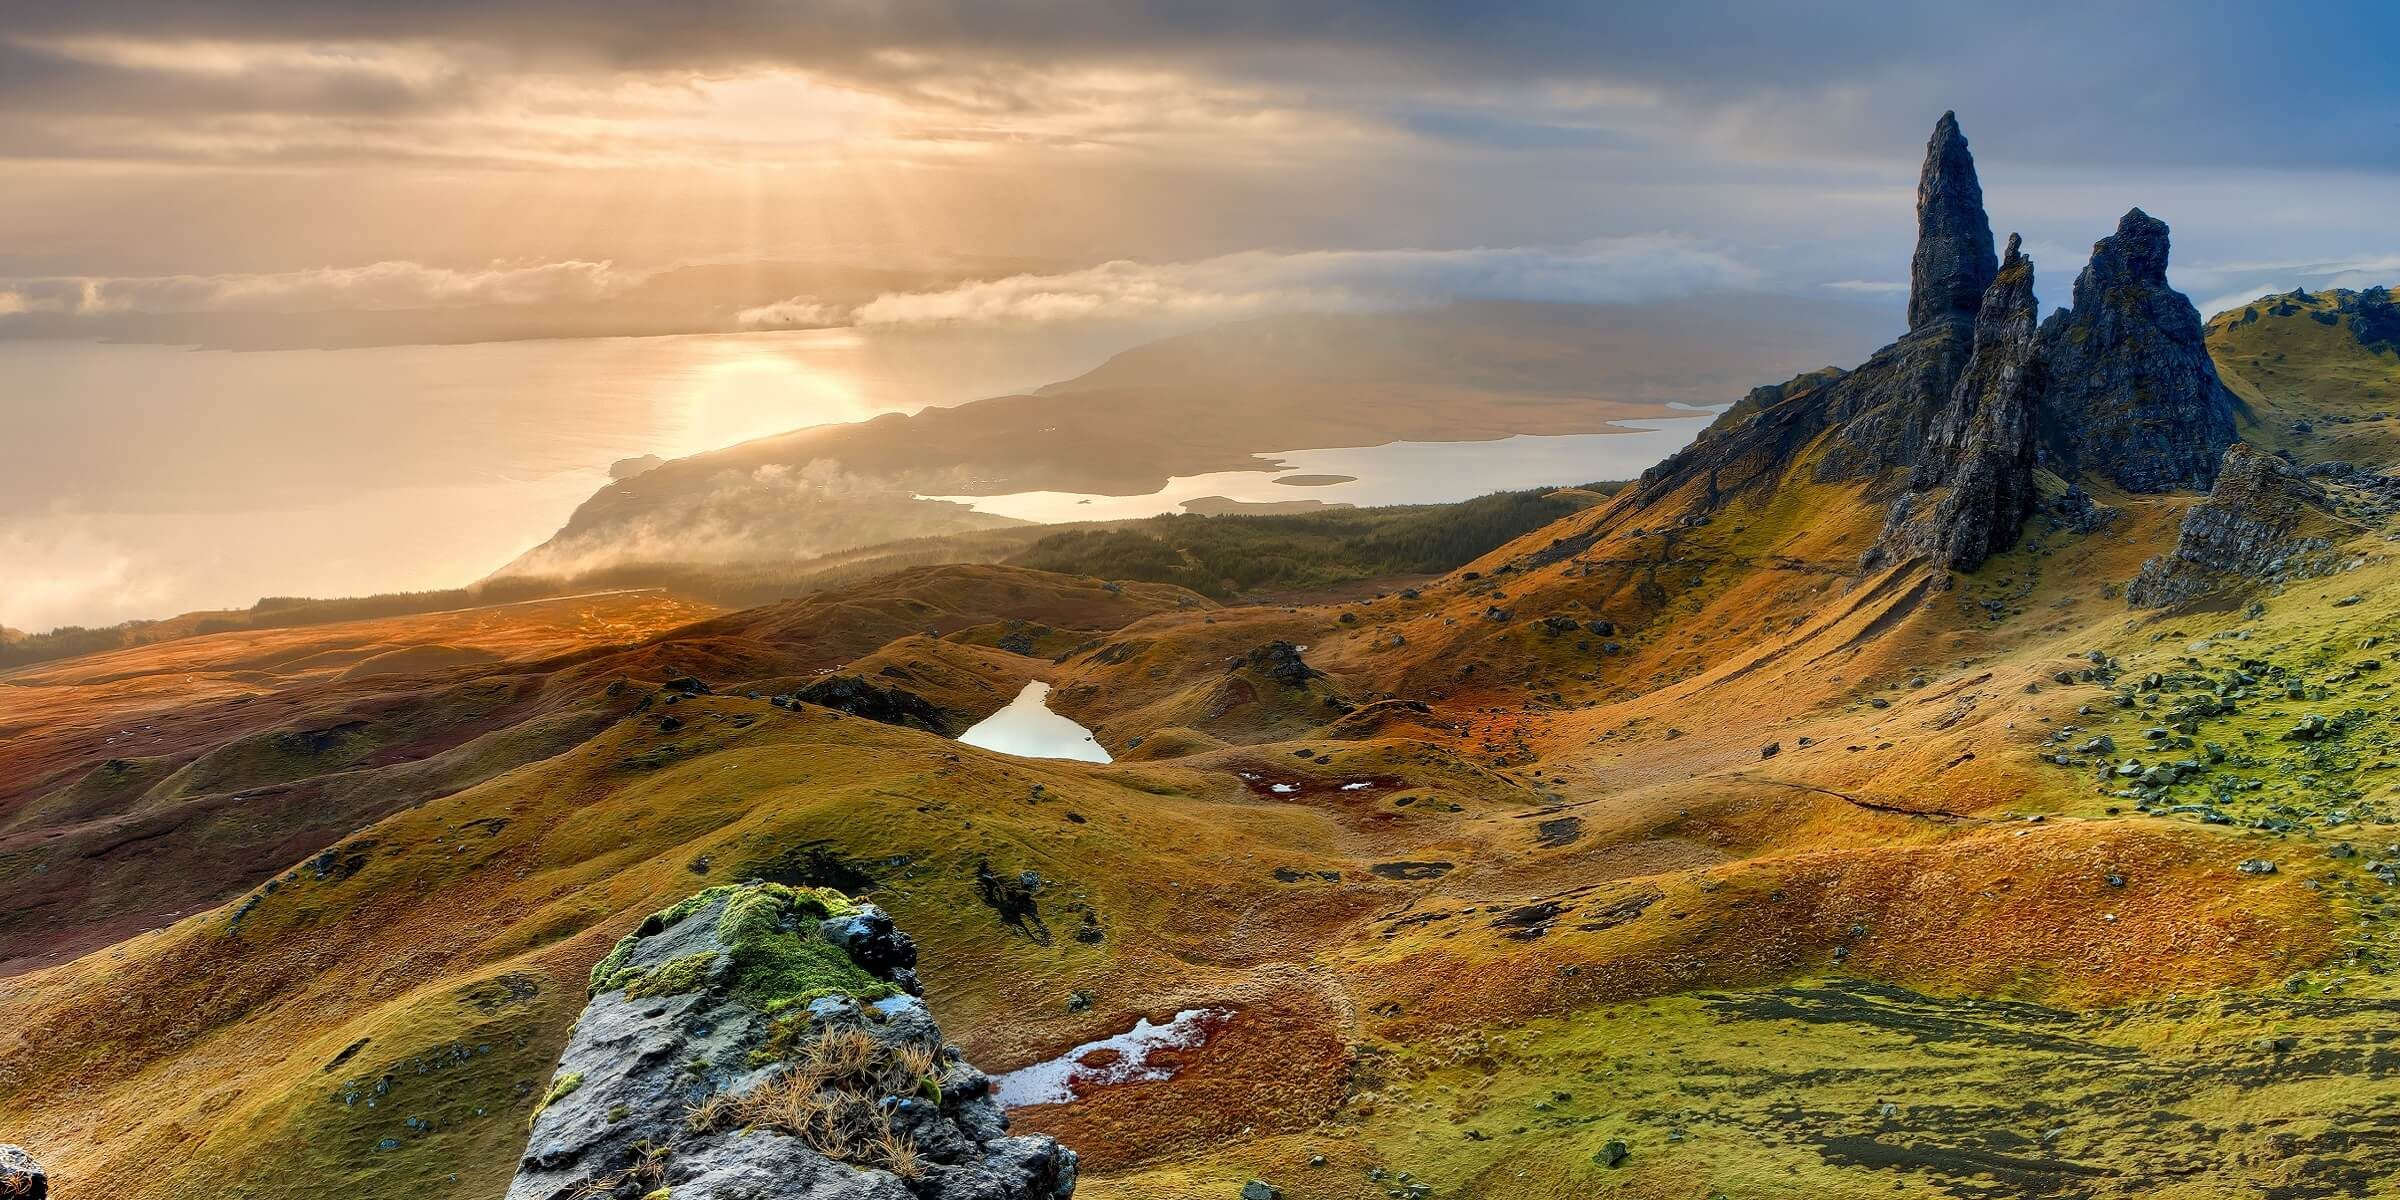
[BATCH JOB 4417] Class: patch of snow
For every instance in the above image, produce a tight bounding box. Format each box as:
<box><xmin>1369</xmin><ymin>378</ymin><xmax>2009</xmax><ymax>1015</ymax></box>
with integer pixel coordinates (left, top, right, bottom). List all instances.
<box><xmin>990</xmin><ymin>1007</ymin><xmax>1232</xmax><ymax>1109</ymax></box>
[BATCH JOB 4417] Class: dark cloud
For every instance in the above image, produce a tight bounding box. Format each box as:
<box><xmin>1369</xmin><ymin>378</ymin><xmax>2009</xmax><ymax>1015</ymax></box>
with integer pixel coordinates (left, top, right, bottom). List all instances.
<box><xmin>0</xmin><ymin>1</ymin><xmax>2393</xmax><ymax>303</ymax></box>
<box><xmin>0</xmin><ymin>38</ymin><xmax>478</xmax><ymax>120</ymax></box>
<box><xmin>4</xmin><ymin>2</ymin><xmax>2397</xmax><ymax>170</ymax></box>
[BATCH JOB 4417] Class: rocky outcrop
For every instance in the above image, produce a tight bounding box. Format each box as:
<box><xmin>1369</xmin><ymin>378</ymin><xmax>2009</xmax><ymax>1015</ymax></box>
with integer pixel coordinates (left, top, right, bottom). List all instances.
<box><xmin>0</xmin><ymin>1146</ymin><xmax>45</xmax><ymax>1199</ymax></box>
<box><xmin>1804</xmin><ymin>319</ymin><xmax>1979</xmax><ymax>483</ymax></box>
<box><xmin>510</xmin><ymin>883</ymin><xmax>1075</xmax><ymax>1200</ymax></box>
<box><xmin>790</xmin><ymin>675</ymin><xmax>956</xmax><ymax>735</ymax></box>
<box><xmin>2127</xmin><ymin>444</ymin><xmax>2355</xmax><ymax>607</ymax></box>
<box><xmin>1908</xmin><ymin>112</ymin><xmax>2001</xmax><ymax>333</ymax></box>
<box><xmin>1634</xmin><ymin>114</ymin><xmax>1994</xmax><ymax>503</ymax></box>
<box><xmin>2344</xmin><ymin>285</ymin><xmax>2400</xmax><ymax>350</ymax></box>
<box><xmin>1628</xmin><ymin>114</ymin><xmax>2247</xmax><ymax>587</ymax></box>
<box><xmin>1871</xmin><ymin>235</ymin><xmax>2043</xmax><ymax>571</ymax></box>
<box><xmin>1695</xmin><ymin>367</ymin><xmax>1846</xmax><ymax>443</ymax></box>
<box><xmin>1233</xmin><ymin>641</ymin><xmax>1321</xmax><ymax>687</ymax></box>
<box><xmin>2037</xmin><ymin>209</ymin><xmax>2238</xmax><ymax>492</ymax></box>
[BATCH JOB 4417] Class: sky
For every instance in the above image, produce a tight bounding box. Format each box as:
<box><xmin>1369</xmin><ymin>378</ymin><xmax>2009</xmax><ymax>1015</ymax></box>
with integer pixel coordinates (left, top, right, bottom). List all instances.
<box><xmin>2</xmin><ymin>1</ymin><xmax>2398</xmax><ymax>328</ymax></box>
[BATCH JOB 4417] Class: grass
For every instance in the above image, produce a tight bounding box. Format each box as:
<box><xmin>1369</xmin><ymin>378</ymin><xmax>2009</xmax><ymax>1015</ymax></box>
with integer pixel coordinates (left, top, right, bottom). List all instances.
<box><xmin>687</xmin><ymin>1022</ymin><xmax>939</xmax><ymax>1180</ymax></box>
<box><xmin>8</xmin><ymin>304</ymin><xmax>2400</xmax><ymax>1200</ymax></box>
<box><xmin>2209</xmin><ymin>288</ymin><xmax>2400</xmax><ymax>462</ymax></box>
<box><xmin>530</xmin><ymin>1073</ymin><xmax>582</xmax><ymax>1129</ymax></box>
<box><xmin>0</xmin><ymin>487</ymin><xmax>1607</xmax><ymax>669</ymax></box>
<box><xmin>1003</xmin><ymin>487</ymin><xmax>1611</xmax><ymax>599</ymax></box>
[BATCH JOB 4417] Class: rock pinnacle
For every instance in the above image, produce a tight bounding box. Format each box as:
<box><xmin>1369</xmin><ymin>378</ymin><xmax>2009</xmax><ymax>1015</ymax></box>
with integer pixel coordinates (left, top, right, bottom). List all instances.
<box><xmin>1907</xmin><ymin>111</ymin><xmax>2000</xmax><ymax>332</ymax></box>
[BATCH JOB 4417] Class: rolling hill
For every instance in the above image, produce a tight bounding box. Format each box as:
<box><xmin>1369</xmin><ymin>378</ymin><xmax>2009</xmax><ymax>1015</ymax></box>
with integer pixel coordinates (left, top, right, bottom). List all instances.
<box><xmin>7</xmin><ymin>115</ymin><xmax>2400</xmax><ymax>1200</ymax></box>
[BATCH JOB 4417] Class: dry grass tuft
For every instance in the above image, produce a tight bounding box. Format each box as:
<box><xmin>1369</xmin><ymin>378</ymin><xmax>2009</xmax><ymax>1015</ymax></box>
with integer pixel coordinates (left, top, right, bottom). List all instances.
<box><xmin>692</xmin><ymin>1027</ymin><xmax>943</xmax><ymax>1178</ymax></box>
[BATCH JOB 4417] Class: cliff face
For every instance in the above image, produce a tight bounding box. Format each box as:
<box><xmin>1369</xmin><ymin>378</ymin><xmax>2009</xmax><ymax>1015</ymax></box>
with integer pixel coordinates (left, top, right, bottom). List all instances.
<box><xmin>1871</xmin><ymin>234</ymin><xmax>2044</xmax><ymax>571</ymax></box>
<box><xmin>510</xmin><ymin>883</ymin><xmax>1076</xmax><ymax>1200</ymax></box>
<box><xmin>2037</xmin><ymin>209</ymin><xmax>2240</xmax><ymax>492</ymax></box>
<box><xmin>2126</xmin><ymin>444</ymin><xmax>2355</xmax><ymax>608</ymax></box>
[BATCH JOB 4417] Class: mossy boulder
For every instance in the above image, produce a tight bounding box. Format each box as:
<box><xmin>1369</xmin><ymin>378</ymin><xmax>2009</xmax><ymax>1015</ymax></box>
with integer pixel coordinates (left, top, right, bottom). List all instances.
<box><xmin>512</xmin><ymin>882</ymin><xmax>1072</xmax><ymax>1200</ymax></box>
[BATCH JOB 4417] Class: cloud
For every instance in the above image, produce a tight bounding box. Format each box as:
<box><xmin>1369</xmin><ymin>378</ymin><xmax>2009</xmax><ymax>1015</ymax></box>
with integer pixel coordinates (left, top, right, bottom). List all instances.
<box><xmin>733</xmin><ymin>297</ymin><xmax>851</xmax><ymax>329</ymax></box>
<box><xmin>0</xmin><ymin>518</ymin><xmax>174</xmax><ymax>633</ymax></box>
<box><xmin>2174</xmin><ymin>254</ymin><xmax>2400</xmax><ymax>320</ymax></box>
<box><xmin>1822</xmin><ymin>279</ymin><xmax>1907</xmax><ymax>297</ymax></box>
<box><xmin>8</xmin><ymin>4</ymin><xmax>2400</xmax><ymax>174</ymax></box>
<box><xmin>0</xmin><ymin>258</ymin><xmax>634</xmax><ymax>315</ymax></box>
<box><xmin>808</xmin><ymin>238</ymin><xmax>1755</xmax><ymax>328</ymax></box>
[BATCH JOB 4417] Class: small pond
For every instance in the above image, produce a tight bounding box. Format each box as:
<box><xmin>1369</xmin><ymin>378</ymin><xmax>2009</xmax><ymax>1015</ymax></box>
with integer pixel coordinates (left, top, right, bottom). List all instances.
<box><xmin>957</xmin><ymin>681</ymin><xmax>1112</xmax><ymax>763</ymax></box>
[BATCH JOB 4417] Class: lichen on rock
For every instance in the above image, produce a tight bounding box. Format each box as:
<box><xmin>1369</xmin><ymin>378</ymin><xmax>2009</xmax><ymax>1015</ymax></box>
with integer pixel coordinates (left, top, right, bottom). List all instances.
<box><xmin>512</xmin><ymin>881</ymin><xmax>1074</xmax><ymax>1200</ymax></box>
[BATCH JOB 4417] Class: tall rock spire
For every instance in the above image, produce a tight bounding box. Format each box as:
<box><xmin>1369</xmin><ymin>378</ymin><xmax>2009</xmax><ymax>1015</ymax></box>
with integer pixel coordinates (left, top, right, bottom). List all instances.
<box><xmin>1907</xmin><ymin>111</ymin><xmax>2000</xmax><ymax>332</ymax></box>
<box><xmin>2036</xmin><ymin>208</ymin><xmax>2238</xmax><ymax>492</ymax></box>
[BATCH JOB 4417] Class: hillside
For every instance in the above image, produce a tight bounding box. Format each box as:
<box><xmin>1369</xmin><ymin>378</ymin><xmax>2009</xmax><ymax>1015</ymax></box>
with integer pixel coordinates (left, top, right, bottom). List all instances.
<box><xmin>0</xmin><ymin>488</ymin><xmax>1601</xmax><ymax>673</ymax></box>
<box><xmin>7</xmin><ymin>115</ymin><xmax>2400</xmax><ymax>1200</ymax></box>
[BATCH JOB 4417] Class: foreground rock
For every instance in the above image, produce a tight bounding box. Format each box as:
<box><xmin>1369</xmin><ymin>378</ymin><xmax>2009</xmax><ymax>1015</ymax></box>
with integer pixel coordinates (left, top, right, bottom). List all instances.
<box><xmin>2127</xmin><ymin>444</ymin><xmax>2356</xmax><ymax>608</ymax></box>
<box><xmin>0</xmin><ymin>1146</ymin><xmax>45</xmax><ymax>1200</ymax></box>
<box><xmin>510</xmin><ymin>882</ymin><xmax>1075</xmax><ymax>1200</ymax></box>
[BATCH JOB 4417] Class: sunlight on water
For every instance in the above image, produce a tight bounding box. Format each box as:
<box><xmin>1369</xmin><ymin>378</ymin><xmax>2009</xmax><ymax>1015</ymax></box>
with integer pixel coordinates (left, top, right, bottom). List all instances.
<box><xmin>924</xmin><ymin>416</ymin><xmax>1715</xmax><ymax>523</ymax></box>
<box><xmin>0</xmin><ymin>327</ymin><xmax>1130</xmax><ymax>630</ymax></box>
<box><xmin>661</xmin><ymin>331</ymin><xmax>872</xmax><ymax>456</ymax></box>
<box><xmin>957</xmin><ymin>682</ymin><xmax>1112</xmax><ymax>762</ymax></box>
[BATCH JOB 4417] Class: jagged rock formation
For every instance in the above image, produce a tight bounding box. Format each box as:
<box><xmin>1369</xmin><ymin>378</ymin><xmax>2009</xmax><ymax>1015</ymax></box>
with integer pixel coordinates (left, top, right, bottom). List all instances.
<box><xmin>1871</xmin><ymin>235</ymin><xmax>2043</xmax><ymax>570</ymax></box>
<box><xmin>2127</xmin><ymin>444</ymin><xmax>2355</xmax><ymax>607</ymax></box>
<box><xmin>2037</xmin><ymin>209</ymin><xmax>2238</xmax><ymax>492</ymax></box>
<box><xmin>510</xmin><ymin>883</ymin><xmax>1076</xmax><ymax>1200</ymax></box>
<box><xmin>2345</xmin><ymin>284</ymin><xmax>2400</xmax><ymax>350</ymax></box>
<box><xmin>1908</xmin><ymin>112</ymin><xmax>2000</xmax><ymax>333</ymax></box>
<box><xmin>1632</xmin><ymin>113</ymin><xmax>2248</xmax><ymax>579</ymax></box>
<box><xmin>0</xmin><ymin>1146</ymin><xmax>45</xmax><ymax>1199</ymax></box>
<box><xmin>1633</xmin><ymin>113</ymin><xmax>1998</xmax><ymax>507</ymax></box>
